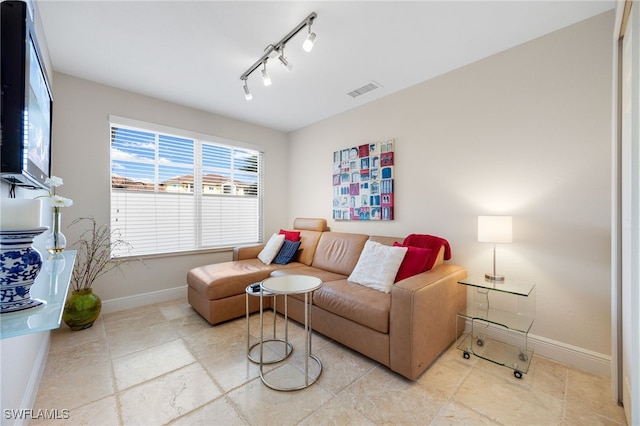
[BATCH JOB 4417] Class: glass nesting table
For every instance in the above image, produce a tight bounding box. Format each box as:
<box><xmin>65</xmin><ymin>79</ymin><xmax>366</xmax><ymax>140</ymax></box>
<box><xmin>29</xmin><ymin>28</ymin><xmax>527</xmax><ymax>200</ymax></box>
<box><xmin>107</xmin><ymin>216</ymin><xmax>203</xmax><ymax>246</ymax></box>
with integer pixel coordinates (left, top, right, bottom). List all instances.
<box><xmin>258</xmin><ymin>274</ymin><xmax>323</xmax><ymax>391</ymax></box>
<box><xmin>456</xmin><ymin>275</ymin><xmax>536</xmax><ymax>379</ymax></box>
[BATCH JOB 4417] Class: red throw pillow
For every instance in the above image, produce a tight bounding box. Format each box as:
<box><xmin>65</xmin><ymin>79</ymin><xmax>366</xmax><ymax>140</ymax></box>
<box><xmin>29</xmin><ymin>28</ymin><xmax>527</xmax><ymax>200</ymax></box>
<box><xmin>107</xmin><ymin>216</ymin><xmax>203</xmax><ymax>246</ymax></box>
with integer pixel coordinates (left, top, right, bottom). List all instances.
<box><xmin>393</xmin><ymin>242</ymin><xmax>431</xmax><ymax>282</ymax></box>
<box><xmin>279</xmin><ymin>229</ymin><xmax>301</xmax><ymax>242</ymax></box>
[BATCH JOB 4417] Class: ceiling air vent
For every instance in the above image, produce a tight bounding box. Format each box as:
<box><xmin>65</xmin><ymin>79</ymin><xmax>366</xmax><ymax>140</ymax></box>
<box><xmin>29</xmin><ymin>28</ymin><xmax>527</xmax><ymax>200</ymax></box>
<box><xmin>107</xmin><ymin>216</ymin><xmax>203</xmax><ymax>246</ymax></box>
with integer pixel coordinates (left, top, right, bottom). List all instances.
<box><xmin>347</xmin><ymin>81</ymin><xmax>381</xmax><ymax>98</ymax></box>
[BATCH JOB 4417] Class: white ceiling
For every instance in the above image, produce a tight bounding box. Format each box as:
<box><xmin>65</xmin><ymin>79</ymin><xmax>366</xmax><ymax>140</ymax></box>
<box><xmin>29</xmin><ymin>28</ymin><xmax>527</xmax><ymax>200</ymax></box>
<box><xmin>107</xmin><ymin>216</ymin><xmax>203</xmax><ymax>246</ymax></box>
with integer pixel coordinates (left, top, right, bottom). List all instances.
<box><xmin>35</xmin><ymin>1</ymin><xmax>614</xmax><ymax>132</ymax></box>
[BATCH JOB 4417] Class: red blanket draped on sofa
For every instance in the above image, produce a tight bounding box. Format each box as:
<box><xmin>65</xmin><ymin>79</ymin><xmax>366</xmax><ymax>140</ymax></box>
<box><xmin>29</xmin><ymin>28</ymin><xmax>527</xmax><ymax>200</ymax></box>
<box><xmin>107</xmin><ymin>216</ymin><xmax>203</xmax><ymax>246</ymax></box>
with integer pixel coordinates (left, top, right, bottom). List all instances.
<box><xmin>402</xmin><ymin>234</ymin><xmax>452</xmax><ymax>271</ymax></box>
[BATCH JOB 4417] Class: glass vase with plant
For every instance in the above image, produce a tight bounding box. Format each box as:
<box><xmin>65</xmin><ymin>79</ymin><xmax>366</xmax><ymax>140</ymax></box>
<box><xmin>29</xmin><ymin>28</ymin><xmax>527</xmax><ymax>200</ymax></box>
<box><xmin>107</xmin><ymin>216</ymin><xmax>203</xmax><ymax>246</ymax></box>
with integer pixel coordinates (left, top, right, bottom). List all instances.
<box><xmin>38</xmin><ymin>176</ymin><xmax>73</xmax><ymax>253</ymax></box>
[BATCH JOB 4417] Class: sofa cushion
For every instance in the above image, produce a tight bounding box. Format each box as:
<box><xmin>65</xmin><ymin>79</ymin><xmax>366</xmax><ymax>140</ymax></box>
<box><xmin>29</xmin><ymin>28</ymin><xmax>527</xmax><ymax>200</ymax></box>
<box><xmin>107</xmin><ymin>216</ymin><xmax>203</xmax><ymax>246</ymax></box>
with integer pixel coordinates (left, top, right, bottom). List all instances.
<box><xmin>279</xmin><ymin>229</ymin><xmax>301</xmax><ymax>241</ymax></box>
<box><xmin>187</xmin><ymin>259</ymin><xmax>300</xmax><ymax>300</ymax></box>
<box><xmin>294</xmin><ymin>230</ymin><xmax>323</xmax><ymax>266</ymax></box>
<box><xmin>311</xmin><ymin>232</ymin><xmax>369</xmax><ymax>276</ymax></box>
<box><xmin>273</xmin><ymin>239</ymin><xmax>301</xmax><ymax>265</ymax></box>
<box><xmin>313</xmin><ymin>279</ymin><xmax>391</xmax><ymax>334</ymax></box>
<box><xmin>258</xmin><ymin>233</ymin><xmax>285</xmax><ymax>264</ymax></box>
<box><xmin>393</xmin><ymin>242</ymin><xmax>431</xmax><ymax>282</ymax></box>
<box><xmin>348</xmin><ymin>240</ymin><xmax>407</xmax><ymax>293</ymax></box>
<box><xmin>270</xmin><ymin>265</ymin><xmax>348</xmax><ymax>283</ymax></box>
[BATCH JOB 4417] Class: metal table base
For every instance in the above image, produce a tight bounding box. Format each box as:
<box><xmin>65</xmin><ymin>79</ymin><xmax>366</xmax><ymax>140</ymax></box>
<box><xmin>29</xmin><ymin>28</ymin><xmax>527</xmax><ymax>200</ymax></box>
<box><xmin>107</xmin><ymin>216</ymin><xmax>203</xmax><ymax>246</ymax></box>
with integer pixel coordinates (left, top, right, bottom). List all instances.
<box><xmin>245</xmin><ymin>284</ymin><xmax>292</xmax><ymax>364</ymax></box>
<box><xmin>258</xmin><ymin>275</ymin><xmax>323</xmax><ymax>391</ymax></box>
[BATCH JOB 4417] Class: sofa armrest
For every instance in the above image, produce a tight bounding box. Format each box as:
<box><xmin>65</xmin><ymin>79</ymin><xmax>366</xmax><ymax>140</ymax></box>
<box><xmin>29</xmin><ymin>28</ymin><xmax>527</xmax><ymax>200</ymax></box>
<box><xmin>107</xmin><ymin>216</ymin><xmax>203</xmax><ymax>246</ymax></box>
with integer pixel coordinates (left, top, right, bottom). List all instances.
<box><xmin>233</xmin><ymin>244</ymin><xmax>265</xmax><ymax>261</ymax></box>
<box><xmin>389</xmin><ymin>264</ymin><xmax>467</xmax><ymax>380</ymax></box>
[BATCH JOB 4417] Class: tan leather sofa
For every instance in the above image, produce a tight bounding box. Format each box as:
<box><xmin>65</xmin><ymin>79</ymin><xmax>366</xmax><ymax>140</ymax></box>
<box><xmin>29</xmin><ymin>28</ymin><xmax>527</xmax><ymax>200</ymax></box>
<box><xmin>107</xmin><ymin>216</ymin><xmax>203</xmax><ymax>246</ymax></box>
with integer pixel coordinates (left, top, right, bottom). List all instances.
<box><xmin>187</xmin><ymin>218</ymin><xmax>467</xmax><ymax>380</ymax></box>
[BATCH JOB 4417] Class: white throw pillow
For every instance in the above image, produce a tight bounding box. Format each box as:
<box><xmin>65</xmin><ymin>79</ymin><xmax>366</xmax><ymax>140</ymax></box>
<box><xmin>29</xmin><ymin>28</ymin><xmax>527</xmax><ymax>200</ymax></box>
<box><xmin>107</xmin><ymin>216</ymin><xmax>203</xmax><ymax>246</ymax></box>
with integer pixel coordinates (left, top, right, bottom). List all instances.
<box><xmin>258</xmin><ymin>233</ymin><xmax>286</xmax><ymax>265</ymax></box>
<box><xmin>348</xmin><ymin>240</ymin><xmax>408</xmax><ymax>293</ymax></box>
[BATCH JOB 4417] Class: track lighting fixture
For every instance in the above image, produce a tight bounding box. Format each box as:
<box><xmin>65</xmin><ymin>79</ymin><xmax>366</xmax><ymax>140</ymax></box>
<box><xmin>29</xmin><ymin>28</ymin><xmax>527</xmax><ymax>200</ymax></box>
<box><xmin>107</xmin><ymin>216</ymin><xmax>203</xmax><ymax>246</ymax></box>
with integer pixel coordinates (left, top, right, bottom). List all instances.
<box><xmin>243</xmin><ymin>79</ymin><xmax>252</xmax><ymax>100</ymax></box>
<box><xmin>303</xmin><ymin>23</ymin><xmax>316</xmax><ymax>52</ymax></box>
<box><xmin>240</xmin><ymin>12</ymin><xmax>317</xmax><ymax>100</ymax></box>
<box><xmin>261</xmin><ymin>62</ymin><xmax>272</xmax><ymax>86</ymax></box>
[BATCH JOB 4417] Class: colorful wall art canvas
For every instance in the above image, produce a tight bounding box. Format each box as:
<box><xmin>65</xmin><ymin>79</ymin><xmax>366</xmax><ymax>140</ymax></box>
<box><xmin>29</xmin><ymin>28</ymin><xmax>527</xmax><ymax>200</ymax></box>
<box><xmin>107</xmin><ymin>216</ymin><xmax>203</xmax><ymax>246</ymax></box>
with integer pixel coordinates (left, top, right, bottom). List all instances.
<box><xmin>332</xmin><ymin>139</ymin><xmax>394</xmax><ymax>221</ymax></box>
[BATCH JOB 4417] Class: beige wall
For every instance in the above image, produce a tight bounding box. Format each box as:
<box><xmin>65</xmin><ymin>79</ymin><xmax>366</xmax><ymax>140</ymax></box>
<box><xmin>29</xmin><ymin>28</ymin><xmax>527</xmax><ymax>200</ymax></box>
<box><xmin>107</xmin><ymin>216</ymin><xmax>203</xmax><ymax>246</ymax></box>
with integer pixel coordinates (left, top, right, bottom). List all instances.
<box><xmin>49</xmin><ymin>73</ymin><xmax>290</xmax><ymax>301</ymax></box>
<box><xmin>289</xmin><ymin>12</ymin><xmax>614</xmax><ymax>356</ymax></box>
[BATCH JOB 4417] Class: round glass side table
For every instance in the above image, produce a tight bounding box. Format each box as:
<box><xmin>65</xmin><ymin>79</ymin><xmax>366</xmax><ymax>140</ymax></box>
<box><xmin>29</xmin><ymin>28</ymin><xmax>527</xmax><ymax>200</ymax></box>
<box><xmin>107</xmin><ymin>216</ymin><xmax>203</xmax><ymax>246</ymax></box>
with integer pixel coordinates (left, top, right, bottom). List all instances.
<box><xmin>259</xmin><ymin>274</ymin><xmax>323</xmax><ymax>391</ymax></box>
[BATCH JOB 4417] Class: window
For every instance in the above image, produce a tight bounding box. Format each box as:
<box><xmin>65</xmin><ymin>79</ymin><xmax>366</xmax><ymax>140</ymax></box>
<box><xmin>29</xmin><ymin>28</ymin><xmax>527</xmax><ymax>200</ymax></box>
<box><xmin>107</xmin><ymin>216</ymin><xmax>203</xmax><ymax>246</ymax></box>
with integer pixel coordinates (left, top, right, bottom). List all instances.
<box><xmin>110</xmin><ymin>116</ymin><xmax>263</xmax><ymax>257</ymax></box>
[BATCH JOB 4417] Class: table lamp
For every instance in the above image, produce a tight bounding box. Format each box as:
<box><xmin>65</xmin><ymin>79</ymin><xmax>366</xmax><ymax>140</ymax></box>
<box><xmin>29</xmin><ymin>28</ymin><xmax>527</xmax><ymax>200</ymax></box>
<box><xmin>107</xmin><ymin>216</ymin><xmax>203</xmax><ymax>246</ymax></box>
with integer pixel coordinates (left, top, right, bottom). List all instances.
<box><xmin>478</xmin><ymin>215</ymin><xmax>512</xmax><ymax>281</ymax></box>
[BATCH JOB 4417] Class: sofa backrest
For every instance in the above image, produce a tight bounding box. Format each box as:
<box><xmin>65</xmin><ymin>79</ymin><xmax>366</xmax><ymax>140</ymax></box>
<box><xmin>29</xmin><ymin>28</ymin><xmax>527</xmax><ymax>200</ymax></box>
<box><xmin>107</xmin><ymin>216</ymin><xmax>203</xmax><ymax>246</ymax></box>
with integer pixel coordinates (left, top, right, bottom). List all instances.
<box><xmin>311</xmin><ymin>232</ymin><xmax>369</xmax><ymax>276</ymax></box>
<box><xmin>293</xmin><ymin>217</ymin><xmax>328</xmax><ymax>232</ymax></box>
<box><xmin>288</xmin><ymin>218</ymin><xmax>447</xmax><ymax>270</ymax></box>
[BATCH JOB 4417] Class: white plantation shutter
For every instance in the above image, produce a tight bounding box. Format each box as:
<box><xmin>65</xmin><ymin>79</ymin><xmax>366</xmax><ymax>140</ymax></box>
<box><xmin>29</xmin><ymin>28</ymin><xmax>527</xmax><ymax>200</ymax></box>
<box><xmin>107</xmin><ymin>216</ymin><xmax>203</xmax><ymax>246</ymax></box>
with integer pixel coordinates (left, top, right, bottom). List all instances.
<box><xmin>110</xmin><ymin>118</ymin><xmax>263</xmax><ymax>257</ymax></box>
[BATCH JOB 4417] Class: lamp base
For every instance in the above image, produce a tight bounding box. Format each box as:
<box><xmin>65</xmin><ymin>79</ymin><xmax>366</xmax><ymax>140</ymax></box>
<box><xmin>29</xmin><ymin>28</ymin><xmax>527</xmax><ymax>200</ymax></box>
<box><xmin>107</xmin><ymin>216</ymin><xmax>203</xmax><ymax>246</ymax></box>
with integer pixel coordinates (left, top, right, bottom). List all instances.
<box><xmin>485</xmin><ymin>273</ymin><xmax>505</xmax><ymax>282</ymax></box>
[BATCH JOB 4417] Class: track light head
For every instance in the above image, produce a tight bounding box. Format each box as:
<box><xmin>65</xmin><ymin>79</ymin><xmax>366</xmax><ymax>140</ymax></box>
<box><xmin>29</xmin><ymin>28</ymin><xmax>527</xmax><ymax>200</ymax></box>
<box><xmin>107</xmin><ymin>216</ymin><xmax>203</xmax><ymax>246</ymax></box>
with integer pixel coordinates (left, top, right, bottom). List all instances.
<box><xmin>278</xmin><ymin>48</ymin><xmax>293</xmax><ymax>71</ymax></box>
<box><xmin>303</xmin><ymin>23</ymin><xmax>316</xmax><ymax>52</ymax></box>
<box><xmin>261</xmin><ymin>62</ymin><xmax>272</xmax><ymax>86</ymax></box>
<box><xmin>243</xmin><ymin>79</ymin><xmax>252</xmax><ymax>100</ymax></box>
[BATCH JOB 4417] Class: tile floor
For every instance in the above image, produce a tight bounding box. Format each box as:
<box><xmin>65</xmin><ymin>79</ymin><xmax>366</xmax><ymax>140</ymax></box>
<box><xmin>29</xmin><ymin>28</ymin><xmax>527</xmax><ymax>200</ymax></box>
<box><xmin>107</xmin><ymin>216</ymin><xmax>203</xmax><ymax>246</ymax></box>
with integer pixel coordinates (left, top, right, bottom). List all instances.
<box><xmin>32</xmin><ymin>298</ymin><xmax>627</xmax><ymax>425</ymax></box>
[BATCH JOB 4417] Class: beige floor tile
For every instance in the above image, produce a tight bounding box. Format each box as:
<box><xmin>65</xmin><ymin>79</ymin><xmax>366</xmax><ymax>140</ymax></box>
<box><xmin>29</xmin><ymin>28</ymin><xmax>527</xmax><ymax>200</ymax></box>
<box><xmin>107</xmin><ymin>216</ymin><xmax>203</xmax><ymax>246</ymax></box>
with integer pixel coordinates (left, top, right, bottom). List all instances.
<box><xmin>416</xmin><ymin>347</ymin><xmax>473</xmax><ymax>399</ymax></box>
<box><xmin>199</xmin><ymin>338</ymin><xmax>262</xmax><ymax>392</ymax></box>
<box><xmin>112</xmin><ymin>338</ymin><xmax>196</xmax><ymax>390</ymax></box>
<box><xmin>339</xmin><ymin>366</ymin><xmax>449</xmax><ymax>424</ymax></box>
<box><xmin>431</xmin><ymin>401</ymin><xmax>502</xmax><ymax>425</ymax></box>
<box><xmin>106</xmin><ymin>321</ymin><xmax>180</xmax><ymax>358</ymax></box>
<box><xmin>33</xmin><ymin>359</ymin><xmax>114</xmax><ymax>412</ymax></box>
<box><xmin>562</xmin><ymin>400</ymin><xmax>626</xmax><ymax>425</ymax></box>
<box><xmin>258</xmin><ymin>359</ymin><xmax>322</xmax><ymax>391</ymax></box>
<box><xmin>309</xmin><ymin>341</ymin><xmax>376</xmax><ymax>395</ymax></box>
<box><xmin>31</xmin><ymin>298</ymin><xmax>628</xmax><ymax>426</ymax></box>
<box><xmin>168</xmin><ymin>395</ymin><xmax>249</xmax><ymax>425</ymax></box>
<box><xmin>181</xmin><ymin>320</ymin><xmax>247</xmax><ymax>361</ymax></box>
<box><xmin>168</xmin><ymin>310</ymin><xmax>213</xmax><ymax>338</ymax></box>
<box><xmin>158</xmin><ymin>299</ymin><xmax>195</xmax><ymax>321</ymax></box>
<box><xmin>453</xmin><ymin>368</ymin><xmax>564</xmax><ymax>425</ymax></box>
<box><xmin>227</xmin><ymin>376</ymin><xmax>333</xmax><ymax>426</ymax></box>
<box><xmin>119</xmin><ymin>363</ymin><xmax>222</xmax><ymax>425</ymax></box>
<box><xmin>45</xmin><ymin>332</ymin><xmax>111</xmax><ymax>368</ymax></box>
<box><xmin>298</xmin><ymin>397</ymin><xmax>377</xmax><ymax>426</ymax></box>
<box><xmin>517</xmin><ymin>355</ymin><xmax>568</xmax><ymax>400</ymax></box>
<box><xmin>102</xmin><ymin>304</ymin><xmax>166</xmax><ymax>332</ymax></box>
<box><xmin>566</xmin><ymin>368</ymin><xmax>627</xmax><ymax>423</ymax></box>
<box><xmin>32</xmin><ymin>395</ymin><xmax>119</xmax><ymax>426</ymax></box>
<box><xmin>49</xmin><ymin>317</ymin><xmax>107</xmax><ymax>354</ymax></box>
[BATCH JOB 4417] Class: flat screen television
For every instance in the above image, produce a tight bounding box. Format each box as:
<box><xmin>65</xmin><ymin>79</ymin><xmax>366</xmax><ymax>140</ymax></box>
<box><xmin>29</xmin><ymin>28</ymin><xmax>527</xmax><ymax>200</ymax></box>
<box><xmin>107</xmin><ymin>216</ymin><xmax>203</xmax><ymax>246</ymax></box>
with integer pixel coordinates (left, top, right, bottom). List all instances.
<box><xmin>1</xmin><ymin>0</ymin><xmax>53</xmax><ymax>190</ymax></box>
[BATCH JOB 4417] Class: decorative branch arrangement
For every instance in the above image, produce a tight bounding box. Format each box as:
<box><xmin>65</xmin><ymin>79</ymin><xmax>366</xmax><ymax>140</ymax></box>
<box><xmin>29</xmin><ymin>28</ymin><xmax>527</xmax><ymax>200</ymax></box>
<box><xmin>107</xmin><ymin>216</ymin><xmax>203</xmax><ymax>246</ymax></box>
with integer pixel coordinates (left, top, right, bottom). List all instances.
<box><xmin>69</xmin><ymin>217</ymin><xmax>139</xmax><ymax>291</ymax></box>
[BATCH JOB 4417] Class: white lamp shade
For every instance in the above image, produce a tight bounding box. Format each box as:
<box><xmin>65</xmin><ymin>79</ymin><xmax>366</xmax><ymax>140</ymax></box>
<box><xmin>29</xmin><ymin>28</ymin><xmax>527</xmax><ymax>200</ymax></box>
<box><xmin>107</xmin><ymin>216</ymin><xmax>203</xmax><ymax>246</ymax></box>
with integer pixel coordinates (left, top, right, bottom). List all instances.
<box><xmin>478</xmin><ymin>216</ymin><xmax>513</xmax><ymax>243</ymax></box>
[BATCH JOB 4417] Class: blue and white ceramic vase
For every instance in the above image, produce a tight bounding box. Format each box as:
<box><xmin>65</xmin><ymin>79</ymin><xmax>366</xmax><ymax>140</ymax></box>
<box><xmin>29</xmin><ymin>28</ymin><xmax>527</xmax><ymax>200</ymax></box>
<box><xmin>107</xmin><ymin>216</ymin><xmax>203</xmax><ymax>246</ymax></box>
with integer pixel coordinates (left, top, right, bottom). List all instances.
<box><xmin>0</xmin><ymin>227</ymin><xmax>48</xmax><ymax>313</ymax></box>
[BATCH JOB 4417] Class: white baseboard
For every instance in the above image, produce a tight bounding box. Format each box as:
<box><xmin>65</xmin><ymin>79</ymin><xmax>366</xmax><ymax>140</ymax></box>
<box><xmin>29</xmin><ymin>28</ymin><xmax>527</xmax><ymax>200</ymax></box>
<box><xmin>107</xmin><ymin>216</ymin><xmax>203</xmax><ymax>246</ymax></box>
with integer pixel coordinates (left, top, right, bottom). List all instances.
<box><xmin>529</xmin><ymin>333</ymin><xmax>611</xmax><ymax>376</ymax></box>
<box><xmin>462</xmin><ymin>320</ymin><xmax>611</xmax><ymax>376</ymax></box>
<box><xmin>100</xmin><ymin>285</ymin><xmax>187</xmax><ymax>315</ymax></box>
